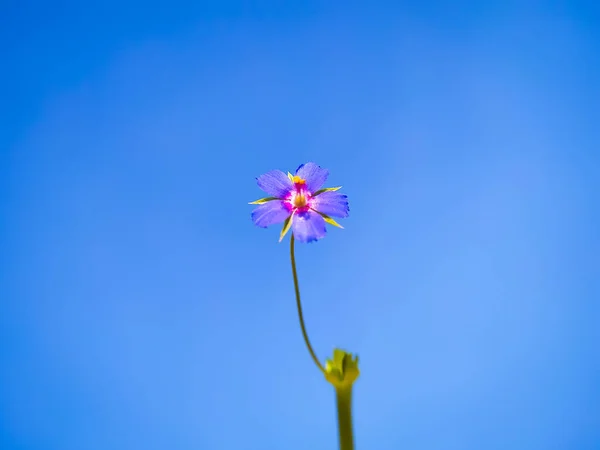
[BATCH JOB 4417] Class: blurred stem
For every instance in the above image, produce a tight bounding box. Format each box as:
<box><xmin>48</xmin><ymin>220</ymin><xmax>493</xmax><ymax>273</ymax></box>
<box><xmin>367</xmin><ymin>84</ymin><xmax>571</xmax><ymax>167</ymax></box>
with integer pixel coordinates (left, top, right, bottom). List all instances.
<box><xmin>290</xmin><ymin>234</ymin><xmax>325</xmax><ymax>374</ymax></box>
<box><xmin>336</xmin><ymin>387</ymin><xmax>355</xmax><ymax>450</ymax></box>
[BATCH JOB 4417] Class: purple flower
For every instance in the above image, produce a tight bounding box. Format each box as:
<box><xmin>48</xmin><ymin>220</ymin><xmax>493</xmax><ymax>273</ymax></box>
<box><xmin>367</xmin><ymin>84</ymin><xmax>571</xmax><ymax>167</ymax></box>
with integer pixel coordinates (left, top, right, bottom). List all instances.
<box><xmin>250</xmin><ymin>162</ymin><xmax>349</xmax><ymax>243</ymax></box>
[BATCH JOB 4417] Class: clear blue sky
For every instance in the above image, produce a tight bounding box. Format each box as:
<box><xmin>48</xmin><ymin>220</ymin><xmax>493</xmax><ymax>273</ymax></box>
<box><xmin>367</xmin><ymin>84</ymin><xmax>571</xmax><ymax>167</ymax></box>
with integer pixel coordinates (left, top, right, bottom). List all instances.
<box><xmin>1</xmin><ymin>2</ymin><xmax>599</xmax><ymax>449</ymax></box>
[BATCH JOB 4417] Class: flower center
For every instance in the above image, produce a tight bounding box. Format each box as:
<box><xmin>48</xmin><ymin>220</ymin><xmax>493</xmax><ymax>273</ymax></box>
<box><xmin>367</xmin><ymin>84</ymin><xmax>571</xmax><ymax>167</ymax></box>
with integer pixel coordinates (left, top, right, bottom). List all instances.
<box><xmin>292</xmin><ymin>192</ymin><xmax>308</xmax><ymax>208</ymax></box>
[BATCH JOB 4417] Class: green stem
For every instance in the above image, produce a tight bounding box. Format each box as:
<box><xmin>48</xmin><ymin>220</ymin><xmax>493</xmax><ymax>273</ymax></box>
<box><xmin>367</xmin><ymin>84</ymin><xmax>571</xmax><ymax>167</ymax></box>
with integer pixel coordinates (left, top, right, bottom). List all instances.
<box><xmin>290</xmin><ymin>234</ymin><xmax>325</xmax><ymax>374</ymax></box>
<box><xmin>336</xmin><ymin>387</ymin><xmax>355</xmax><ymax>450</ymax></box>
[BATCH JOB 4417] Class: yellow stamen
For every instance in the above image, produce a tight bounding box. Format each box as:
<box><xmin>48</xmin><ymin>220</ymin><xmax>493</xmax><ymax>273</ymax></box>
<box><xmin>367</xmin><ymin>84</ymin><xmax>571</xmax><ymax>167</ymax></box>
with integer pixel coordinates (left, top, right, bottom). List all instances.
<box><xmin>292</xmin><ymin>192</ymin><xmax>307</xmax><ymax>208</ymax></box>
<box><xmin>292</xmin><ymin>175</ymin><xmax>306</xmax><ymax>185</ymax></box>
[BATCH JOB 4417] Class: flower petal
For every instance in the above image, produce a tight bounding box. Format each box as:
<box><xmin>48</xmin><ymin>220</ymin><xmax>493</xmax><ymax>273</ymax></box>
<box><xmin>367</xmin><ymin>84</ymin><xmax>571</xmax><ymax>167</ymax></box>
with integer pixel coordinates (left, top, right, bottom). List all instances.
<box><xmin>295</xmin><ymin>162</ymin><xmax>329</xmax><ymax>193</ymax></box>
<box><xmin>312</xmin><ymin>191</ymin><xmax>349</xmax><ymax>218</ymax></box>
<box><xmin>256</xmin><ymin>170</ymin><xmax>294</xmax><ymax>197</ymax></box>
<box><xmin>292</xmin><ymin>210</ymin><xmax>327</xmax><ymax>243</ymax></box>
<box><xmin>251</xmin><ymin>201</ymin><xmax>291</xmax><ymax>228</ymax></box>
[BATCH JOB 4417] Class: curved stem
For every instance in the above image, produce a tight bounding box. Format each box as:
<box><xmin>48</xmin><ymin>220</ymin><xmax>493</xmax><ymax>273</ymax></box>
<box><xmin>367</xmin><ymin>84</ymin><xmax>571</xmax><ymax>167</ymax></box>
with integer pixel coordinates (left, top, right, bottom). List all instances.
<box><xmin>290</xmin><ymin>234</ymin><xmax>325</xmax><ymax>374</ymax></box>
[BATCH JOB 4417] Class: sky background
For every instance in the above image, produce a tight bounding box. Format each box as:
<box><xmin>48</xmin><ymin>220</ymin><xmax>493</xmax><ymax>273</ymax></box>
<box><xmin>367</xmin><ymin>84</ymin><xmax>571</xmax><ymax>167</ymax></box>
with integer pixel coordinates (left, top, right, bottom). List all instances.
<box><xmin>1</xmin><ymin>1</ymin><xmax>599</xmax><ymax>449</ymax></box>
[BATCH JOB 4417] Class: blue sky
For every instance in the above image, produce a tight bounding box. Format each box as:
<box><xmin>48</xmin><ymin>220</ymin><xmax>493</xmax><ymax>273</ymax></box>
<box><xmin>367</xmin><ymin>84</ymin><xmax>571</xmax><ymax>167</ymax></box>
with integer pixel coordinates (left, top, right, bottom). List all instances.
<box><xmin>1</xmin><ymin>2</ymin><xmax>599</xmax><ymax>449</ymax></box>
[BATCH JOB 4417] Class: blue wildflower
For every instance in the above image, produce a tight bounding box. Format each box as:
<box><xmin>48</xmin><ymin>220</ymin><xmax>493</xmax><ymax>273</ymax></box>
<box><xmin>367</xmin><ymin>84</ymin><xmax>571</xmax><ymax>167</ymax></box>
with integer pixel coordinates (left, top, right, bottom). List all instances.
<box><xmin>250</xmin><ymin>162</ymin><xmax>349</xmax><ymax>243</ymax></box>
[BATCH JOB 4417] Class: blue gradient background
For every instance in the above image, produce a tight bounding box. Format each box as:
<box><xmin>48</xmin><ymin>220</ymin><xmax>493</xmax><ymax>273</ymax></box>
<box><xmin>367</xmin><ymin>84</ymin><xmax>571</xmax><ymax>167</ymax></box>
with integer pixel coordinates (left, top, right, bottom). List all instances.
<box><xmin>1</xmin><ymin>2</ymin><xmax>599</xmax><ymax>449</ymax></box>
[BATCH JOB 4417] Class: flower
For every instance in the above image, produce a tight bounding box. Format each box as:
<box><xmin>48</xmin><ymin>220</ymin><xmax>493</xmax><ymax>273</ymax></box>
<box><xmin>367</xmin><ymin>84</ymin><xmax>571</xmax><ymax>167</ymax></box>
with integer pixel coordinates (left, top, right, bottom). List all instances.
<box><xmin>249</xmin><ymin>162</ymin><xmax>349</xmax><ymax>243</ymax></box>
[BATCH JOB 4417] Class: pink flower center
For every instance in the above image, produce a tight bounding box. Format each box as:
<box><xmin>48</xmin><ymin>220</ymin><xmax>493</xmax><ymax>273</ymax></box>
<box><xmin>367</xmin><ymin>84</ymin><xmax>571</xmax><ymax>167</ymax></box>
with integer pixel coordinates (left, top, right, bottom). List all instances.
<box><xmin>287</xmin><ymin>188</ymin><xmax>312</xmax><ymax>212</ymax></box>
